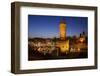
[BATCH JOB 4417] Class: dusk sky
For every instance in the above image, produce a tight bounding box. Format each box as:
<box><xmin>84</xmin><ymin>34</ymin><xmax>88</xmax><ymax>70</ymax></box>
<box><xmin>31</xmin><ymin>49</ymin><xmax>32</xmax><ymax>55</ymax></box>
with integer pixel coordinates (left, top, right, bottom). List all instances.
<box><xmin>28</xmin><ymin>15</ymin><xmax>88</xmax><ymax>38</ymax></box>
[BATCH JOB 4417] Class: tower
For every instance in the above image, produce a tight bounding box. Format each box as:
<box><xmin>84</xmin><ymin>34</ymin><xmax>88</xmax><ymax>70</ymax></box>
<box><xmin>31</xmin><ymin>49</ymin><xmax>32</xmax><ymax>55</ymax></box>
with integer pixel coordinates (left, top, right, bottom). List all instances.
<box><xmin>58</xmin><ymin>19</ymin><xmax>69</xmax><ymax>53</ymax></box>
<box><xmin>59</xmin><ymin>19</ymin><xmax>66</xmax><ymax>40</ymax></box>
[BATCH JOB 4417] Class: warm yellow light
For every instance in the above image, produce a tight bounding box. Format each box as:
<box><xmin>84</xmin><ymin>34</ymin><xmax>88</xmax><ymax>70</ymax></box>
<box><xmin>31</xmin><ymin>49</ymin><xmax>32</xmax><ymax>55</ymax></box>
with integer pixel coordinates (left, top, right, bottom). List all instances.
<box><xmin>77</xmin><ymin>48</ymin><xmax>80</xmax><ymax>52</ymax></box>
<box><xmin>60</xmin><ymin>23</ymin><xmax>66</xmax><ymax>40</ymax></box>
<box><xmin>59</xmin><ymin>40</ymin><xmax>69</xmax><ymax>53</ymax></box>
<box><xmin>80</xmin><ymin>38</ymin><xmax>84</xmax><ymax>42</ymax></box>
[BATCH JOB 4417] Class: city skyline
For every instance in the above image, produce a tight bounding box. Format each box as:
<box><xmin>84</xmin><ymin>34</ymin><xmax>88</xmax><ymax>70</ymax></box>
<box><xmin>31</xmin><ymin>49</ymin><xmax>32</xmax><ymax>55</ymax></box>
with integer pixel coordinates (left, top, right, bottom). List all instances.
<box><xmin>28</xmin><ymin>15</ymin><xmax>88</xmax><ymax>38</ymax></box>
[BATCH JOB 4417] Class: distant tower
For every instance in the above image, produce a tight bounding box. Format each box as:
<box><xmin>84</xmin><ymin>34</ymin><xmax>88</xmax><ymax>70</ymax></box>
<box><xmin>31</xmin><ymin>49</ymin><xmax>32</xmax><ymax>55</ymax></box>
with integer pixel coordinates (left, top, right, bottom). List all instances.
<box><xmin>59</xmin><ymin>19</ymin><xmax>66</xmax><ymax>40</ymax></box>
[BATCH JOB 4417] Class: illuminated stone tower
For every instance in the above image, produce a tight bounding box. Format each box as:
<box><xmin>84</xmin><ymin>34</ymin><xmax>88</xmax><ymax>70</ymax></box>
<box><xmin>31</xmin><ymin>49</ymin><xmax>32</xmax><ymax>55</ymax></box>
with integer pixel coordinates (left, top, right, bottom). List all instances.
<box><xmin>59</xmin><ymin>19</ymin><xmax>66</xmax><ymax>40</ymax></box>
